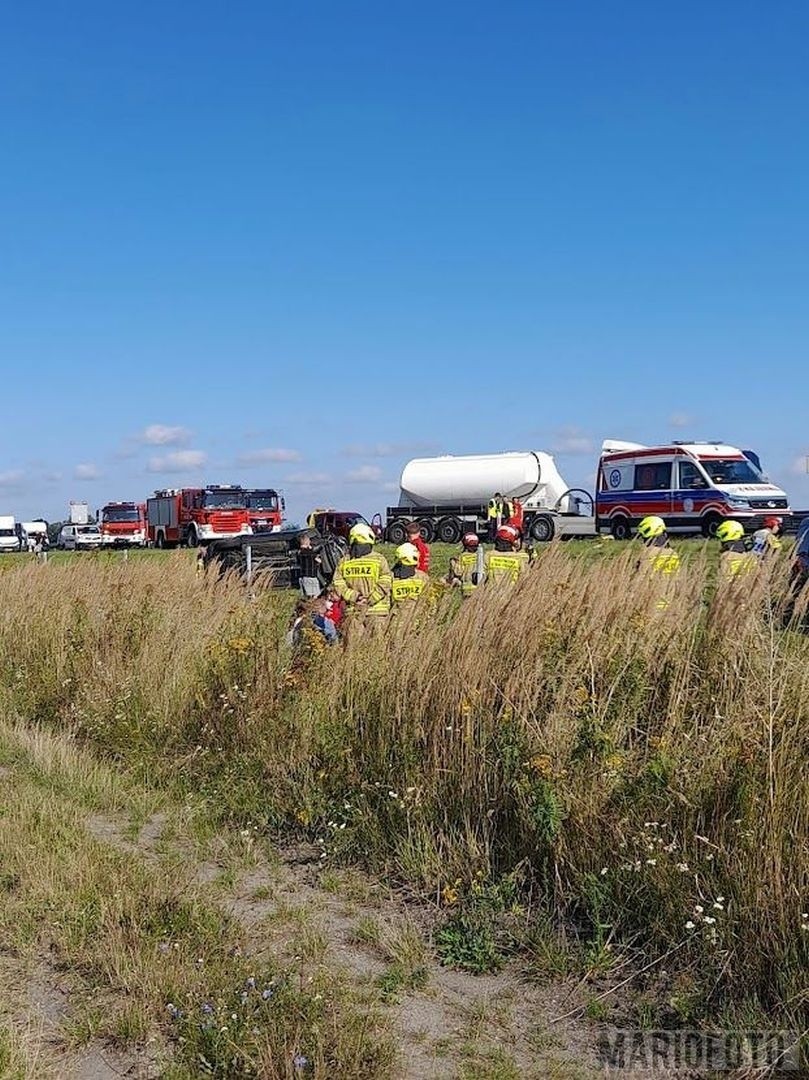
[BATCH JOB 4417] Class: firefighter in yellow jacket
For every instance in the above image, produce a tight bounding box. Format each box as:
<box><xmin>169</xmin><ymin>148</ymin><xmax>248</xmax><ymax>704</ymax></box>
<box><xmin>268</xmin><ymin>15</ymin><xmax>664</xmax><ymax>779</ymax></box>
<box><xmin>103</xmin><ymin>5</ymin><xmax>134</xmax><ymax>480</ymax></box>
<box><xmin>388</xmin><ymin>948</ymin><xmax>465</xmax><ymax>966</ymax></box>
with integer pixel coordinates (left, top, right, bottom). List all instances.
<box><xmin>390</xmin><ymin>542</ymin><xmax>430</xmax><ymax>622</ymax></box>
<box><xmin>484</xmin><ymin>525</ymin><xmax>531</xmax><ymax>585</ymax></box>
<box><xmin>448</xmin><ymin>533</ymin><xmax>482</xmax><ymax>597</ymax></box>
<box><xmin>331</xmin><ymin>523</ymin><xmax>391</xmax><ymax>638</ymax></box>
<box><xmin>636</xmin><ymin>516</ymin><xmax>680</xmax><ymax>610</ymax></box>
<box><xmin>716</xmin><ymin>519</ymin><xmax>757</xmax><ymax>580</ymax></box>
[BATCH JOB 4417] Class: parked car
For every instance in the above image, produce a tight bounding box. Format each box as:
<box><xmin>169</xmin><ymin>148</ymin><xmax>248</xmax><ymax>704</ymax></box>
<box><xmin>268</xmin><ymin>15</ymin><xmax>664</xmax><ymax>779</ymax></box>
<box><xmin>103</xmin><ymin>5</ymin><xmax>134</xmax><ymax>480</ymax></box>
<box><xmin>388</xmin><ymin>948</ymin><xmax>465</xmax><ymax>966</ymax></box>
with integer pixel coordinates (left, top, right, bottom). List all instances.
<box><xmin>58</xmin><ymin>523</ymin><xmax>104</xmax><ymax>550</ymax></box>
<box><xmin>306</xmin><ymin>508</ymin><xmax>383</xmax><ymax>541</ymax></box>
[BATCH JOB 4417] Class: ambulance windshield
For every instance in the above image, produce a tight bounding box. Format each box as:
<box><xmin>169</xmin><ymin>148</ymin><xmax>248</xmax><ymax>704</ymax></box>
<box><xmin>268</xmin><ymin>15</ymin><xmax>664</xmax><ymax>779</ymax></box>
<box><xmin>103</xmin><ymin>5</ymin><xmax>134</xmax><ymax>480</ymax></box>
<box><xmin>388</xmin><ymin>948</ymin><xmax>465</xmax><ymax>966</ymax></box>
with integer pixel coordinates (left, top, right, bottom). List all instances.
<box><xmin>699</xmin><ymin>459</ymin><xmax>761</xmax><ymax>485</ymax></box>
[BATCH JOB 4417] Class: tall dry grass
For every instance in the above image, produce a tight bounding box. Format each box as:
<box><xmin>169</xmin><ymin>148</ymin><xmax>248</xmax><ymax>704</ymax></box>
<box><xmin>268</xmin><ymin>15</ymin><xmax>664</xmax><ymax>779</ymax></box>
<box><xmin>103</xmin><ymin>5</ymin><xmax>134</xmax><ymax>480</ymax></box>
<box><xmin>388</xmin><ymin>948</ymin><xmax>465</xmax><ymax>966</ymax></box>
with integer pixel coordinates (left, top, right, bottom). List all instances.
<box><xmin>0</xmin><ymin>549</ymin><xmax>807</xmax><ymax>1028</ymax></box>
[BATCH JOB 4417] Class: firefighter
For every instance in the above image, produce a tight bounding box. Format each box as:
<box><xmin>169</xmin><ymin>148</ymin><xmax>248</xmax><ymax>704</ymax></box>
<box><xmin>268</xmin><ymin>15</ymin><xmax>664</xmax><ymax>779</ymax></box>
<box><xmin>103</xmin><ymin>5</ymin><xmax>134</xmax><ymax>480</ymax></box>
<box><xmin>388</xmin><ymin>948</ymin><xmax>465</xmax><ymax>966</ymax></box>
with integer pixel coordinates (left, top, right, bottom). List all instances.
<box><xmin>390</xmin><ymin>542</ymin><xmax>430</xmax><ymax>621</ymax></box>
<box><xmin>448</xmin><ymin>533</ymin><xmax>482</xmax><ymax>596</ymax></box>
<box><xmin>635</xmin><ymin>516</ymin><xmax>680</xmax><ymax>611</ymax></box>
<box><xmin>751</xmin><ymin>515</ymin><xmax>783</xmax><ymax>559</ymax></box>
<box><xmin>331</xmin><ymin>522</ymin><xmax>391</xmax><ymax>639</ymax></box>
<box><xmin>716</xmin><ymin>519</ymin><xmax>757</xmax><ymax>579</ymax></box>
<box><xmin>484</xmin><ymin>524</ymin><xmax>531</xmax><ymax>585</ymax></box>
<box><xmin>508</xmin><ymin>498</ymin><xmax>524</xmax><ymax>534</ymax></box>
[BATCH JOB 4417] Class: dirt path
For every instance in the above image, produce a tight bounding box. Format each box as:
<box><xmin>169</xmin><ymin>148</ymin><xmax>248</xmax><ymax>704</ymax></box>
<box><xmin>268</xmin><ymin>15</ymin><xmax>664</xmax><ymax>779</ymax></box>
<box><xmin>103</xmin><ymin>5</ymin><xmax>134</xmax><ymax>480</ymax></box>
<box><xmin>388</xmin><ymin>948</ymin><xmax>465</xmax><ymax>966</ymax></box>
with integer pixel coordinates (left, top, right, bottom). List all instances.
<box><xmin>74</xmin><ymin>809</ymin><xmax>602</xmax><ymax>1079</ymax></box>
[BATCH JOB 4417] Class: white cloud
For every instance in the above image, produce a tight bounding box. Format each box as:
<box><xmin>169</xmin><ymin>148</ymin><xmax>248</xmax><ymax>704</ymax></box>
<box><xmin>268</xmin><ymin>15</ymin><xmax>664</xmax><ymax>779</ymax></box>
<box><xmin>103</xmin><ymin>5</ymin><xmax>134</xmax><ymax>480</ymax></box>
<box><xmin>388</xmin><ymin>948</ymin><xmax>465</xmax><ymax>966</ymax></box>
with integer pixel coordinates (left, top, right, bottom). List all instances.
<box><xmin>0</xmin><ymin>470</ymin><xmax>25</xmax><ymax>490</ymax></box>
<box><xmin>550</xmin><ymin>427</ymin><xmax>595</xmax><ymax>456</ymax></box>
<box><xmin>237</xmin><ymin>448</ymin><xmax>302</xmax><ymax>466</ymax></box>
<box><xmin>139</xmin><ymin>424</ymin><xmax>191</xmax><ymax>446</ymax></box>
<box><xmin>147</xmin><ymin>450</ymin><xmax>207</xmax><ymax>474</ymax></box>
<box><xmin>669</xmin><ymin>412</ymin><xmax>693</xmax><ymax>430</ymax></box>
<box><xmin>346</xmin><ymin>465</ymin><xmax>384</xmax><ymax>484</ymax></box>
<box><xmin>285</xmin><ymin>471</ymin><xmax>332</xmax><ymax>486</ymax></box>
<box><xmin>74</xmin><ymin>463</ymin><xmax>101</xmax><ymax>481</ymax></box>
<box><xmin>342</xmin><ymin>441</ymin><xmax>436</xmax><ymax>459</ymax></box>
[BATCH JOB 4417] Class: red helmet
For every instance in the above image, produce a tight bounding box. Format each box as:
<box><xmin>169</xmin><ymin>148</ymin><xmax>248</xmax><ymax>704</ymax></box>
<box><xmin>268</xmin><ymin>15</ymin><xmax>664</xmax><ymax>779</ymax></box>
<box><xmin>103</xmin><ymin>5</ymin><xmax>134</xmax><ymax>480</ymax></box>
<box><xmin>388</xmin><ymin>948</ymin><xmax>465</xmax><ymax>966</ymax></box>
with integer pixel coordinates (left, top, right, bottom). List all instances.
<box><xmin>462</xmin><ymin>533</ymin><xmax>479</xmax><ymax>550</ymax></box>
<box><xmin>496</xmin><ymin>524</ymin><xmax>521</xmax><ymax>544</ymax></box>
<box><xmin>763</xmin><ymin>515</ymin><xmax>783</xmax><ymax>531</ymax></box>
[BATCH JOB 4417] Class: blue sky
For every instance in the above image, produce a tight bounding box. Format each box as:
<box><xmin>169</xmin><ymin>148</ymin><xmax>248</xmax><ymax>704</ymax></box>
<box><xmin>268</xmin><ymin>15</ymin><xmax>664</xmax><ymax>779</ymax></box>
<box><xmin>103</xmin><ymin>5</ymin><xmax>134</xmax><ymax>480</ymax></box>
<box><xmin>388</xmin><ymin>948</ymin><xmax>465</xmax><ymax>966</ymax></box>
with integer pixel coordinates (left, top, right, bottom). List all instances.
<box><xmin>1</xmin><ymin>1</ymin><xmax>808</xmax><ymax>524</ymax></box>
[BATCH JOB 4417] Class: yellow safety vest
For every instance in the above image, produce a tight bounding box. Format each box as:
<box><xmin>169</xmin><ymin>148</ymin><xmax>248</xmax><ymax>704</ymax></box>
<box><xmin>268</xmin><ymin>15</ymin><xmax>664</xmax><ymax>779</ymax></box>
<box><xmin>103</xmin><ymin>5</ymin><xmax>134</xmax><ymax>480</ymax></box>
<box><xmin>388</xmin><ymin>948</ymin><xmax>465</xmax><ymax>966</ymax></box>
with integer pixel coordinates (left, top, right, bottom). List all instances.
<box><xmin>391</xmin><ymin>575</ymin><xmax>428</xmax><ymax>605</ymax></box>
<box><xmin>719</xmin><ymin>550</ymin><xmax>757</xmax><ymax>579</ymax></box>
<box><xmin>647</xmin><ymin>547</ymin><xmax>680</xmax><ymax>576</ymax></box>
<box><xmin>456</xmin><ymin>552</ymin><xmax>480</xmax><ymax>596</ymax></box>
<box><xmin>485</xmin><ymin>549</ymin><xmax>531</xmax><ymax>585</ymax></box>
<box><xmin>335</xmin><ymin>555</ymin><xmax>391</xmax><ymax>615</ymax></box>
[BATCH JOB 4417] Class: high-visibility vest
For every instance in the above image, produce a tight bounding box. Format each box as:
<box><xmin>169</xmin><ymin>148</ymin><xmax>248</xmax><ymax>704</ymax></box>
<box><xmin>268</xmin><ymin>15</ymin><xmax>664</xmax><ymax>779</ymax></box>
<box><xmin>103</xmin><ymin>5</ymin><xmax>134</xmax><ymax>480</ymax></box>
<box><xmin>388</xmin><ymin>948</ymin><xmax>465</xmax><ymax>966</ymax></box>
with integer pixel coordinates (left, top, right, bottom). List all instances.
<box><xmin>391</xmin><ymin>572</ymin><xmax>428</xmax><ymax>606</ymax></box>
<box><xmin>484</xmin><ymin>549</ymin><xmax>531</xmax><ymax>585</ymax></box>
<box><xmin>719</xmin><ymin>550</ymin><xmax>757</xmax><ymax>579</ymax></box>
<box><xmin>453</xmin><ymin>552</ymin><xmax>480</xmax><ymax>596</ymax></box>
<box><xmin>647</xmin><ymin>546</ymin><xmax>680</xmax><ymax>576</ymax></box>
<box><xmin>487</xmin><ymin>498</ymin><xmax>501</xmax><ymax>521</ymax></box>
<box><xmin>334</xmin><ymin>555</ymin><xmax>391</xmax><ymax>615</ymax></box>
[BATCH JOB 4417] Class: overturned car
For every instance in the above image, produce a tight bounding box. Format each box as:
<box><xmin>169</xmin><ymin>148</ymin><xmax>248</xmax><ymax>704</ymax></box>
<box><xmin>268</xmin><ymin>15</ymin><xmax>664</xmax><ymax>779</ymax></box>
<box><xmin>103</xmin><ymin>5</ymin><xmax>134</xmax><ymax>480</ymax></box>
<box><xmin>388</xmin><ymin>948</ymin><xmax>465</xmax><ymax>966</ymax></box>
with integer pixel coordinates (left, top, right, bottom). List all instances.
<box><xmin>203</xmin><ymin>528</ymin><xmax>347</xmax><ymax>591</ymax></box>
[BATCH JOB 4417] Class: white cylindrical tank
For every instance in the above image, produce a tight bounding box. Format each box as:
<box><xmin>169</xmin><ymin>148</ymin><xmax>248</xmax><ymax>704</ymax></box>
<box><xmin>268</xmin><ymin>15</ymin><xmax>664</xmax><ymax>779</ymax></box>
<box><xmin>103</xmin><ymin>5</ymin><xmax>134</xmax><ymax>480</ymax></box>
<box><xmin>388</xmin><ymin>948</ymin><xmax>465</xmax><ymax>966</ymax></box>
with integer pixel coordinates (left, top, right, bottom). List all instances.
<box><xmin>399</xmin><ymin>452</ymin><xmax>548</xmax><ymax>507</ymax></box>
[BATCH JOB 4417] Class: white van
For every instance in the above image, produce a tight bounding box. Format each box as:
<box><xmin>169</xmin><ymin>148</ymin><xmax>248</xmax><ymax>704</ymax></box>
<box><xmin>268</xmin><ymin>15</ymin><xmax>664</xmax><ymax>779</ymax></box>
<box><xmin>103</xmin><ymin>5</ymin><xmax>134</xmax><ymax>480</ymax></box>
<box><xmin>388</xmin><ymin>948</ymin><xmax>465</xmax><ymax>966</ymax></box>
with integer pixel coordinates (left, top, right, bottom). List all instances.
<box><xmin>0</xmin><ymin>515</ymin><xmax>21</xmax><ymax>553</ymax></box>
<box><xmin>58</xmin><ymin>523</ymin><xmax>104</xmax><ymax>550</ymax></box>
<box><xmin>596</xmin><ymin>440</ymin><xmax>790</xmax><ymax>538</ymax></box>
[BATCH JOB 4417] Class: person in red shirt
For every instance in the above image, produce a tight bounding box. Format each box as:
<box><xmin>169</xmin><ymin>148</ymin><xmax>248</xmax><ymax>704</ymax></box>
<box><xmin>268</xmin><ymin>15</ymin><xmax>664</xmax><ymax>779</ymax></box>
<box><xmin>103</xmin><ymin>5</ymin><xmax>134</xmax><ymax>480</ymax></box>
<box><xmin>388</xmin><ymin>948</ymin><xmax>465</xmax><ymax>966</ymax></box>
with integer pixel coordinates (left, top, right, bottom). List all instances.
<box><xmin>405</xmin><ymin>521</ymin><xmax>430</xmax><ymax>573</ymax></box>
<box><xmin>508</xmin><ymin>498</ymin><xmax>524</xmax><ymax>534</ymax></box>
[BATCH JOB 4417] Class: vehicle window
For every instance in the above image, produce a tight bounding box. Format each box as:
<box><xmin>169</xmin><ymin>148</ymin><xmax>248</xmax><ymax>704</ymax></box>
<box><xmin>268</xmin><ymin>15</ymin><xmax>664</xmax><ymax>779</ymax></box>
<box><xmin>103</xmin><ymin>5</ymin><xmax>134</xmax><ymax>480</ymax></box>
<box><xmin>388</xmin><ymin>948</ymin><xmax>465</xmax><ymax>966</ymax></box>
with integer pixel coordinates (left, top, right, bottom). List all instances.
<box><xmin>678</xmin><ymin>462</ymin><xmax>708</xmax><ymax>489</ymax></box>
<box><xmin>700</xmin><ymin>458</ymin><xmax>761</xmax><ymax>485</ymax></box>
<box><xmin>634</xmin><ymin>463</ymin><xmax>672</xmax><ymax>491</ymax></box>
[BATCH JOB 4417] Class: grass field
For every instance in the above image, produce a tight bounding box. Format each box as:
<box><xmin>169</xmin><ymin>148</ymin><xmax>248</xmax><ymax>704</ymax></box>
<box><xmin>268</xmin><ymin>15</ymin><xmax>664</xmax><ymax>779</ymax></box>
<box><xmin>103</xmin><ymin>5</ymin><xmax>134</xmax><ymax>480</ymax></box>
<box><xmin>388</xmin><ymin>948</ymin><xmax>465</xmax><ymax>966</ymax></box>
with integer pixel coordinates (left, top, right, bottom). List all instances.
<box><xmin>0</xmin><ymin>541</ymin><xmax>806</xmax><ymax>1074</ymax></box>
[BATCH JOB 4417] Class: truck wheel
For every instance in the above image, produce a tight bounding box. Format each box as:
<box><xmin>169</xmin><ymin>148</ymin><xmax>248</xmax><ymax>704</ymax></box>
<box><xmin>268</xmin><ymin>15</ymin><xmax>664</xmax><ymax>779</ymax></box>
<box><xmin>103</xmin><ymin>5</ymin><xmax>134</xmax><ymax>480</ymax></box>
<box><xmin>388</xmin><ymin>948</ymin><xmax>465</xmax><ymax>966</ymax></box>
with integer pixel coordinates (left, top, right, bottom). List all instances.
<box><xmin>701</xmin><ymin>513</ymin><xmax>722</xmax><ymax>539</ymax></box>
<box><xmin>437</xmin><ymin>517</ymin><xmax>462</xmax><ymax>544</ymax></box>
<box><xmin>386</xmin><ymin>521</ymin><xmax>408</xmax><ymax>545</ymax></box>
<box><xmin>530</xmin><ymin>515</ymin><xmax>555</xmax><ymax>542</ymax></box>
<box><xmin>186</xmin><ymin>527</ymin><xmax>199</xmax><ymax>548</ymax></box>
<box><xmin>610</xmin><ymin>516</ymin><xmax>632</xmax><ymax>541</ymax></box>
<box><xmin>417</xmin><ymin>519</ymin><xmax>435</xmax><ymax>543</ymax></box>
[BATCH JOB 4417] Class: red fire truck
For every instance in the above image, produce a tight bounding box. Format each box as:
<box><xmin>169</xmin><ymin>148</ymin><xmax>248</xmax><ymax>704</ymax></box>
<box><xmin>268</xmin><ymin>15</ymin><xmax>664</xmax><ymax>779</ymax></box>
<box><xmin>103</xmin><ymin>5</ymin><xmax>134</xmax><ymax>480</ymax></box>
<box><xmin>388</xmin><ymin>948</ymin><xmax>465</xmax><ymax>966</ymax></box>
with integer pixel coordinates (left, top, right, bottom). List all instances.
<box><xmin>244</xmin><ymin>487</ymin><xmax>285</xmax><ymax>533</ymax></box>
<box><xmin>99</xmin><ymin>501</ymin><xmax>148</xmax><ymax>547</ymax></box>
<box><xmin>146</xmin><ymin>486</ymin><xmax>253</xmax><ymax>548</ymax></box>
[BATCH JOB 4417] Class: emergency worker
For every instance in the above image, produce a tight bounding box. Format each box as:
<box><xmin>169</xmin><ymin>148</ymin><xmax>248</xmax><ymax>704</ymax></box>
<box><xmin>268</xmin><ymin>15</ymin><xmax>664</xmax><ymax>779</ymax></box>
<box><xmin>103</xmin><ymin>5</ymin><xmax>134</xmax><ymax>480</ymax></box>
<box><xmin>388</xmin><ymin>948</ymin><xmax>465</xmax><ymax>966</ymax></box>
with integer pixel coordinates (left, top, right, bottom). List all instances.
<box><xmin>636</xmin><ymin>516</ymin><xmax>680</xmax><ymax>609</ymax></box>
<box><xmin>448</xmin><ymin>533</ymin><xmax>482</xmax><ymax>596</ymax></box>
<box><xmin>484</xmin><ymin>524</ymin><xmax>531</xmax><ymax>585</ymax></box>
<box><xmin>331</xmin><ymin>523</ymin><xmax>391</xmax><ymax>639</ymax></box>
<box><xmin>716</xmin><ymin>520</ymin><xmax>757</xmax><ymax>580</ymax></box>
<box><xmin>487</xmin><ymin>493</ymin><xmax>505</xmax><ymax>542</ymax></box>
<box><xmin>751</xmin><ymin>516</ymin><xmax>783</xmax><ymax>559</ymax></box>
<box><xmin>405</xmin><ymin>520</ymin><xmax>430</xmax><ymax>573</ymax></box>
<box><xmin>390</xmin><ymin>542</ymin><xmax>430</xmax><ymax>622</ymax></box>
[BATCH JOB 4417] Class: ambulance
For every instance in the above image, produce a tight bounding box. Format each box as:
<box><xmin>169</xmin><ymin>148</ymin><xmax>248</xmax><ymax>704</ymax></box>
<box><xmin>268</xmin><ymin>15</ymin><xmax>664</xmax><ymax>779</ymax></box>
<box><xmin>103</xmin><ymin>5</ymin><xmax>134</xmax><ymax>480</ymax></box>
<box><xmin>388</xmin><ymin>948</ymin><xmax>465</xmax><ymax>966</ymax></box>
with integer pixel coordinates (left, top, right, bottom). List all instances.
<box><xmin>596</xmin><ymin>440</ymin><xmax>790</xmax><ymax>539</ymax></box>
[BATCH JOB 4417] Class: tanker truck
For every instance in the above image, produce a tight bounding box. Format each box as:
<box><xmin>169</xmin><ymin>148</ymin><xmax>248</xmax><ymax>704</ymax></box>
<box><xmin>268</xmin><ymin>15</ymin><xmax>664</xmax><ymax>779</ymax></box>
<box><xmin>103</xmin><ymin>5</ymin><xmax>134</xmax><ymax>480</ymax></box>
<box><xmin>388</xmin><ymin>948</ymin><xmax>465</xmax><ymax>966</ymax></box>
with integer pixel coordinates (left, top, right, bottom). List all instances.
<box><xmin>385</xmin><ymin>451</ymin><xmax>596</xmax><ymax>544</ymax></box>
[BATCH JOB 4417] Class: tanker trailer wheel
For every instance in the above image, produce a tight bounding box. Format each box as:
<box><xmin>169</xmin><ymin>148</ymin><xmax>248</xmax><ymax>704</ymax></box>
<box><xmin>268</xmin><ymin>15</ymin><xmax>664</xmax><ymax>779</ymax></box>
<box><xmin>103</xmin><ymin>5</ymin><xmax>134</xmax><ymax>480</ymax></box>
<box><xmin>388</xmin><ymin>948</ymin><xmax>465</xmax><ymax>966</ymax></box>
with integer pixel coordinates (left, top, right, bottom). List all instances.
<box><xmin>386</xmin><ymin>520</ymin><xmax>408</xmax><ymax>545</ymax></box>
<box><xmin>529</xmin><ymin>514</ymin><xmax>555</xmax><ymax>542</ymax></box>
<box><xmin>417</xmin><ymin>519</ymin><xmax>435</xmax><ymax>543</ymax></box>
<box><xmin>437</xmin><ymin>517</ymin><xmax>462</xmax><ymax>544</ymax></box>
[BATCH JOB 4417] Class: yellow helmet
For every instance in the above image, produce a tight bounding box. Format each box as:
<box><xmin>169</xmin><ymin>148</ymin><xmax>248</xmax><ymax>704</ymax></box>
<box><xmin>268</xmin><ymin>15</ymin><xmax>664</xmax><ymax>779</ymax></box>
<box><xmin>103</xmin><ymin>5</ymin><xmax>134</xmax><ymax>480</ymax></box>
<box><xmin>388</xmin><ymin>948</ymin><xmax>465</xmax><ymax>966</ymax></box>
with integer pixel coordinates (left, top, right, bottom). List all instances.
<box><xmin>395</xmin><ymin>542</ymin><xmax>420</xmax><ymax>566</ymax></box>
<box><xmin>637</xmin><ymin>515</ymin><xmax>666</xmax><ymax>540</ymax></box>
<box><xmin>716</xmin><ymin>519</ymin><xmax>745</xmax><ymax>543</ymax></box>
<box><xmin>348</xmin><ymin>522</ymin><xmax>376</xmax><ymax>546</ymax></box>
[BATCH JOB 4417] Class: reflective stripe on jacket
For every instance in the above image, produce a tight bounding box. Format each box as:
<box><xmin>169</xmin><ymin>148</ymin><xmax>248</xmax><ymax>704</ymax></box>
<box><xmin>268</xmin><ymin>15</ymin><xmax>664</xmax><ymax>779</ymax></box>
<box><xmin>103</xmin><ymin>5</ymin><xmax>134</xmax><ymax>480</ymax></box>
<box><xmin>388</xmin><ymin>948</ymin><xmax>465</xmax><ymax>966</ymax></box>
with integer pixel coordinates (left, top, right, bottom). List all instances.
<box><xmin>332</xmin><ymin>553</ymin><xmax>392</xmax><ymax>615</ymax></box>
<box><xmin>484</xmin><ymin>549</ymin><xmax>531</xmax><ymax>585</ymax></box>
<box><xmin>391</xmin><ymin>570</ymin><xmax>429</xmax><ymax>607</ymax></box>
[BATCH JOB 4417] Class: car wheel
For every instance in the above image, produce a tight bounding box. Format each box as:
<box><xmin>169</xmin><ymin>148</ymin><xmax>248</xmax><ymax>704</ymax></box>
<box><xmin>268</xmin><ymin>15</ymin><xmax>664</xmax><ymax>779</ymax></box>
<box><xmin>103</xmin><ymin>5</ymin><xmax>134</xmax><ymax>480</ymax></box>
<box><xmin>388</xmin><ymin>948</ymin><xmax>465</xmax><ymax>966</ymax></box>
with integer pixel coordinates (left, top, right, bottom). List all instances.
<box><xmin>610</xmin><ymin>516</ymin><xmax>631</xmax><ymax>541</ymax></box>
